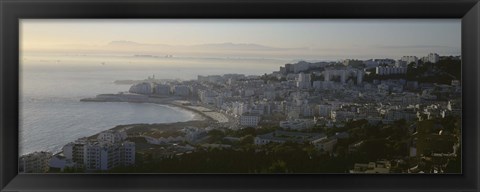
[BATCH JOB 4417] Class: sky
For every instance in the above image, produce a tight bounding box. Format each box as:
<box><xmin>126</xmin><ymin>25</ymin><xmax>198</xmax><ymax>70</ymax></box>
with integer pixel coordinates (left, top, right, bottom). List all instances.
<box><xmin>20</xmin><ymin>19</ymin><xmax>461</xmax><ymax>60</ymax></box>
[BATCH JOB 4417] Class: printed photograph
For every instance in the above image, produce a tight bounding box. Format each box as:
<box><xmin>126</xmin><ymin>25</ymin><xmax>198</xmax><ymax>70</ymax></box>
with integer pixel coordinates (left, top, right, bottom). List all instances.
<box><xmin>19</xmin><ymin>19</ymin><xmax>461</xmax><ymax>173</ymax></box>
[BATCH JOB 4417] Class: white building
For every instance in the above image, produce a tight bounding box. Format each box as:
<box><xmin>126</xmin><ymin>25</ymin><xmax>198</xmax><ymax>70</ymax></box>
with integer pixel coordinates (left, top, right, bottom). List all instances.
<box><xmin>296</xmin><ymin>73</ymin><xmax>311</xmax><ymax>89</ymax></box>
<box><xmin>322</xmin><ymin>69</ymin><xmax>352</xmax><ymax>84</ymax></box>
<box><xmin>154</xmin><ymin>84</ymin><xmax>171</xmax><ymax>95</ymax></box>
<box><xmin>62</xmin><ymin>138</ymin><xmax>88</xmax><ymax>167</ymax></box>
<box><xmin>83</xmin><ymin>140</ymin><xmax>135</xmax><ymax>171</ymax></box>
<box><xmin>401</xmin><ymin>56</ymin><xmax>418</xmax><ymax>65</ymax></box>
<box><xmin>356</xmin><ymin>70</ymin><xmax>364</xmax><ymax>85</ymax></box>
<box><xmin>427</xmin><ymin>53</ymin><xmax>440</xmax><ymax>63</ymax></box>
<box><xmin>61</xmin><ymin>130</ymin><xmax>135</xmax><ymax>171</ymax></box>
<box><xmin>240</xmin><ymin>114</ymin><xmax>261</xmax><ymax>127</ymax></box>
<box><xmin>19</xmin><ymin>151</ymin><xmax>53</xmax><ymax>173</ymax></box>
<box><xmin>198</xmin><ymin>89</ymin><xmax>218</xmax><ymax>104</ymax></box>
<box><xmin>279</xmin><ymin>119</ymin><xmax>315</xmax><ymax>130</ymax></box>
<box><xmin>324</xmin><ymin>70</ymin><xmax>331</xmax><ymax>82</ymax></box>
<box><xmin>129</xmin><ymin>82</ymin><xmax>153</xmax><ymax>95</ymax></box>
<box><xmin>121</xmin><ymin>141</ymin><xmax>136</xmax><ymax>166</ymax></box>
<box><xmin>375</xmin><ymin>66</ymin><xmax>407</xmax><ymax>75</ymax></box>
<box><xmin>97</xmin><ymin>130</ymin><xmax>128</xmax><ymax>144</ymax></box>
<box><xmin>340</xmin><ymin>70</ymin><xmax>347</xmax><ymax>84</ymax></box>
<box><xmin>232</xmin><ymin>102</ymin><xmax>248</xmax><ymax>116</ymax></box>
<box><xmin>173</xmin><ymin>85</ymin><xmax>190</xmax><ymax>96</ymax></box>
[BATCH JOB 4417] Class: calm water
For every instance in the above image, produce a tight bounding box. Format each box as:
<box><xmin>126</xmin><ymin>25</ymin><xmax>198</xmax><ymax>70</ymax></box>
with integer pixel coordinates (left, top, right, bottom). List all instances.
<box><xmin>20</xmin><ymin>54</ymin><xmax>288</xmax><ymax>155</ymax></box>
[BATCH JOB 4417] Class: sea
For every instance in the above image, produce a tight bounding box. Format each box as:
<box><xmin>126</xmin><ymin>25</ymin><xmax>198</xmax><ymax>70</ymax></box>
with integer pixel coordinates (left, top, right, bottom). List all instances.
<box><xmin>20</xmin><ymin>53</ymin><xmax>289</xmax><ymax>155</ymax></box>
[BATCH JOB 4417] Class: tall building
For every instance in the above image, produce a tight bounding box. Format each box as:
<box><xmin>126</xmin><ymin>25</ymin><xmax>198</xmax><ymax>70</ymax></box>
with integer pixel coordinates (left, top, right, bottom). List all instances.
<box><xmin>19</xmin><ymin>151</ymin><xmax>53</xmax><ymax>173</ymax></box>
<box><xmin>324</xmin><ymin>70</ymin><xmax>331</xmax><ymax>82</ymax></box>
<box><xmin>240</xmin><ymin>114</ymin><xmax>261</xmax><ymax>127</ymax></box>
<box><xmin>154</xmin><ymin>84</ymin><xmax>171</xmax><ymax>95</ymax></box>
<box><xmin>62</xmin><ymin>138</ymin><xmax>88</xmax><ymax>167</ymax></box>
<box><xmin>173</xmin><ymin>85</ymin><xmax>190</xmax><ymax>96</ymax></box>
<box><xmin>285</xmin><ymin>64</ymin><xmax>294</xmax><ymax>74</ymax></box>
<box><xmin>61</xmin><ymin>130</ymin><xmax>135</xmax><ymax>171</ymax></box>
<box><xmin>356</xmin><ymin>70</ymin><xmax>364</xmax><ymax>85</ymax></box>
<box><xmin>296</xmin><ymin>73</ymin><xmax>311</xmax><ymax>89</ymax></box>
<box><xmin>340</xmin><ymin>70</ymin><xmax>347</xmax><ymax>84</ymax></box>
<box><xmin>83</xmin><ymin>141</ymin><xmax>135</xmax><ymax>171</ymax></box>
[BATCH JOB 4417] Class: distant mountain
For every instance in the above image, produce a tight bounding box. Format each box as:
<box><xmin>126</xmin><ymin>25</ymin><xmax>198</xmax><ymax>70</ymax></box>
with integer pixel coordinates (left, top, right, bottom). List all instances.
<box><xmin>107</xmin><ymin>41</ymin><xmax>173</xmax><ymax>48</ymax></box>
<box><xmin>191</xmin><ymin>42</ymin><xmax>281</xmax><ymax>50</ymax></box>
<box><xmin>108</xmin><ymin>40</ymin><xmax>142</xmax><ymax>46</ymax></box>
<box><xmin>106</xmin><ymin>41</ymin><xmax>296</xmax><ymax>51</ymax></box>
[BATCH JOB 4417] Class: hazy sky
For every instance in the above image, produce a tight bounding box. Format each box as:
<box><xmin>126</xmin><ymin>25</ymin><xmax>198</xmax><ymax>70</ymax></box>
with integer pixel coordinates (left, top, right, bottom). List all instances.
<box><xmin>21</xmin><ymin>19</ymin><xmax>461</xmax><ymax>60</ymax></box>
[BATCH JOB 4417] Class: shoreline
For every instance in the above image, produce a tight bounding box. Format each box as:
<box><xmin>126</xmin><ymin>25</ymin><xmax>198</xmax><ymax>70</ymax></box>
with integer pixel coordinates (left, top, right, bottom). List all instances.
<box><xmin>22</xmin><ymin>96</ymin><xmax>214</xmax><ymax>156</ymax></box>
<box><xmin>79</xmin><ymin>94</ymin><xmax>222</xmax><ymax>138</ymax></box>
<box><xmin>80</xmin><ymin>93</ymin><xmax>231</xmax><ymax>123</ymax></box>
<box><xmin>22</xmin><ymin>94</ymin><xmax>224</xmax><ymax>156</ymax></box>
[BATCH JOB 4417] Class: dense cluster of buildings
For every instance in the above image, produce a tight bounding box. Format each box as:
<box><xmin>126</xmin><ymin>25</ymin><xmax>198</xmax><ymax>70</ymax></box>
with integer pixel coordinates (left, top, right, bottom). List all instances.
<box><xmin>20</xmin><ymin>130</ymin><xmax>136</xmax><ymax>173</ymax></box>
<box><xmin>20</xmin><ymin>52</ymin><xmax>460</xmax><ymax>173</ymax></box>
<box><xmin>129</xmin><ymin>82</ymin><xmax>191</xmax><ymax>97</ymax></box>
<box><xmin>122</xmin><ymin>52</ymin><xmax>460</xmax><ymax>173</ymax></box>
<box><xmin>124</xmin><ymin>53</ymin><xmax>459</xmax><ymax>132</ymax></box>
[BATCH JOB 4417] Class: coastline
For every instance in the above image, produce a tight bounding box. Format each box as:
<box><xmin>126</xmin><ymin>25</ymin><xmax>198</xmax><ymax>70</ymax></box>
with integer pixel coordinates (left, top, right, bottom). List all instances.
<box><xmin>80</xmin><ymin>93</ymin><xmax>225</xmax><ymax>123</ymax></box>
<box><xmin>23</xmin><ymin>92</ymin><xmax>230</xmax><ymax>157</ymax></box>
<box><xmin>27</xmin><ymin>95</ymin><xmax>214</xmax><ymax>156</ymax></box>
<box><xmin>76</xmin><ymin>94</ymin><xmax>219</xmax><ymax>143</ymax></box>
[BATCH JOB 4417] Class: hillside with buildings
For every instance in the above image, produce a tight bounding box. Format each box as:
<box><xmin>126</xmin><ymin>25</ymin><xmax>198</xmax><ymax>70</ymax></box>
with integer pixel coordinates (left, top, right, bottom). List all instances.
<box><xmin>20</xmin><ymin>53</ymin><xmax>461</xmax><ymax>173</ymax></box>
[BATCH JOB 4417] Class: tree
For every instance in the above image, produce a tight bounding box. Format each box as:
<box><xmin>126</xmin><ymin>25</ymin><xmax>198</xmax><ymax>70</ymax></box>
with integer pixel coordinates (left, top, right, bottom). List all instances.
<box><xmin>267</xmin><ymin>160</ymin><xmax>288</xmax><ymax>173</ymax></box>
<box><xmin>235</xmin><ymin>127</ymin><xmax>256</xmax><ymax>137</ymax></box>
<box><xmin>207</xmin><ymin>129</ymin><xmax>225</xmax><ymax>142</ymax></box>
<box><xmin>239</xmin><ymin>135</ymin><xmax>255</xmax><ymax>150</ymax></box>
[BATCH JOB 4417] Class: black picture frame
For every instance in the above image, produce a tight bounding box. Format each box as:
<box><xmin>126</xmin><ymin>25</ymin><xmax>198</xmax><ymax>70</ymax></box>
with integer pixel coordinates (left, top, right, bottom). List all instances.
<box><xmin>1</xmin><ymin>0</ymin><xmax>479</xmax><ymax>191</ymax></box>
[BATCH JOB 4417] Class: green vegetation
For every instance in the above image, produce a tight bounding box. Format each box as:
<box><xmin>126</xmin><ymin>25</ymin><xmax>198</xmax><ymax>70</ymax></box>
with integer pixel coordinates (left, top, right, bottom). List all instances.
<box><xmin>100</xmin><ymin>116</ymin><xmax>461</xmax><ymax>174</ymax></box>
<box><xmin>109</xmin><ymin>142</ymin><xmax>351</xmax><ymax>173</ymax></box>
<box><xmin>406</xmin><ymin>59</ymin><xmax>461</xmax><ymax>84</ymax></box>
<box><xmin>363</xmin><ymin>58</ymin><xmax>461</xmax><ymax>85</ymax></box>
